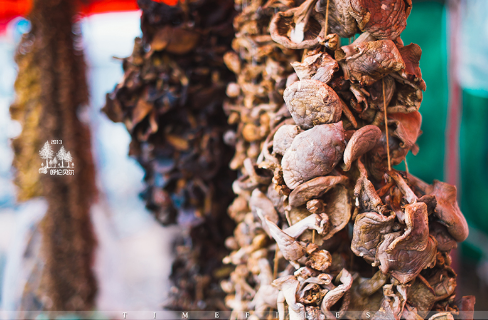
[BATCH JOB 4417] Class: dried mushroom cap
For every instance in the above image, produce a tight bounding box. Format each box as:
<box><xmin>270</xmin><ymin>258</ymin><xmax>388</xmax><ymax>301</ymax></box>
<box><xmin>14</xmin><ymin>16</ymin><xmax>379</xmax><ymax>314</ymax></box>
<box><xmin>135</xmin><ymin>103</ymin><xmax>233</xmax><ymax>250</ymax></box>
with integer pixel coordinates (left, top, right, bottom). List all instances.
<box><xmin>351</xmin><ymin>211</ymin><xmax>396</xmax><ymax>263</ymax></box>
<box><xmin>321</xmin><ymin>184</ymin><xmax>352</xmax><ymax>240</ymax></box>
<box><xmin>336</xmin><ymin>39</ymin><xmax>405</xmax><ymax>86</ymax></box>
<box><xmin>387</xmin><ymin>202</ymin><xmax>429</xmax><ymax>252</ymax></box>
<box><xmin>282</xmin><ymin>122</ymin><xmax>345</xmax><ymax>189</ymax></box>
<box><xmin>284</xmin><ymin>80</ymin><xmax>343</xmax><ymax>129</ymax></box>
<box><xmin>320</xmin><ymin>269</ymin><xmax>353</xmax><ymax>317</ymax></box>
<box><xmin>273</xmin><ymin>275</ymin><xmax>305</xmax><ymax>314</ymax></box>
<box><xmin>265</xmin><ymin>216</ymin><xmax>306</xmax><ymax>262</ymax></box>
<box><xmin>150</xmin><ymin>25</ymin><xmax>200</xmax><ymax>54</ymax></box>
<box><xmin>457</xmin><ymin>296</ymin><xmax>476</xmax><ymax>320</ymax></box>
<box><xmin>306</xmin><ymin>249</ymin><xmax>332</xmax><ymax>271</ymax></box>
<box><xmin>426</xmin><ymin>180</ymin><xmax>469</xmax><ymax>243</ymax></box>
<box><xmin>388</xmin><ymin>77</ymin><xmax>424</xmax><ymax>113</ymax></box>
<box><xmin>288</xmin><ymin>174</ymin><xmax>348</xmax><ymax>207</ymax></box>
<box><xmin>367</xmin><ymin>75</ymin><xmax>396</xmax><ymax>111</ymax></box>
<box><xmin>347</xmin><ymin>271</ymin><xmax>387</xmax><ymax>315</ymax></box>
<box><xmin>316</xmin><ymin>0</ymin><xmax>359</xmax><ymax>38</ymax></box>
<box><xmin>269</xmin><ymin>0</ymin><xmax>325</xmax><ymax>49</ymax></box>
<box><xmin>429</xmin><ymin>221</ymin><xmax>457</xmax><ymax>252</ymax></box>
<box><xmin>348</xmin><ymin>0</ymin><xmax>409</xmax><ymax>40</ymax></box>
<box><xmin>273</xmin><ymin>124</ymin><xmax>302</xmax><ymax>155</ymax></box>
<box><xmin>398</xmin><ymin>43</ymin><xmax>426</xmax><ymax>91</ymax></box>
<box><xmin>388</xmin><ymin>111</ymin><xmax>422</xmax><ymax>152</ymax></box>
<box><xmin>428</xmin><ymin>313</ymin><xmax>455</xmax><ymax>320</ymax></box>
<box><xmin>377</xmin><ymin>232</ymin><xmax>437</xmax><ymax>284</ymax></box>
<box><xmin>372</xmin><ymin>284</ymin><xmax>407</xmax><ymax>320</ymax></box>
<box><xmin>290</xmin><ymin>52</ymin><xmax>339</xmax><ymax>84</ymax></box>
<box><xmin>250</xmin><ymin>189</ymin><xmax>280</xmax><ymax>237</ymax></box>
<box><xmin>343</xmin><ymin>125</ymin><xmax>382</xmax><ymax>171</ymax></box>
<box><xmin>224</xmin><ymin>51</ymin><xmax>241</xmax><ymax>74</ymax></box>
<box><xmin>408</xmin><ymin>267</ymin><xmax>457</xmax><ymax>317</ymax></box>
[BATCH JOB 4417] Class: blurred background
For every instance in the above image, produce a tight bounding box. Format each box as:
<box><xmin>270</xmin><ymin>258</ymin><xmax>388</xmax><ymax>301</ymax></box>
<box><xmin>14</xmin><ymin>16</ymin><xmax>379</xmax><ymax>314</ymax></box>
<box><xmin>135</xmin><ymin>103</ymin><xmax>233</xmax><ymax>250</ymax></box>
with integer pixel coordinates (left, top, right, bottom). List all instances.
<box><xmin>0</xmin><ymin>0</ymin><xmax>487</xmax><ymax>316</ymax></box>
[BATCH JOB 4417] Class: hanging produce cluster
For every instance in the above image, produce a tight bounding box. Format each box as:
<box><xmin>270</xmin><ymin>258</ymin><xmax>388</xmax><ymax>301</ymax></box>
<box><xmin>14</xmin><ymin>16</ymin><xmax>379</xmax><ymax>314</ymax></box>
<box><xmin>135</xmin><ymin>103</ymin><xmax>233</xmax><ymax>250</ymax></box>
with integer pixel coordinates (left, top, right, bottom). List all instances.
<box><xmin>221</xmin><ymin>0</ymin><xmax>475</xmax><ymax>318</ymax></box>
<box><xmin>103</xmin><ymin>0</ymin><xmax>237</xmax><ymax>310</ymax></box>
<box><xmin>10</xmin><ymin>0</ymin><xmax>98</xmax><ymax>312</ymax></box>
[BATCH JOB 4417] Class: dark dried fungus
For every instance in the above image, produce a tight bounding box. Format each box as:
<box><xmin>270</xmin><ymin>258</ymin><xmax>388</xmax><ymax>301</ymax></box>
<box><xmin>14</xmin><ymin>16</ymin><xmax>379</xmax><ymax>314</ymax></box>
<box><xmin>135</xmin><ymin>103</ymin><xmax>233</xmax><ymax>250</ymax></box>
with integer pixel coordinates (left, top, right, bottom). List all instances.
<box><xmin>349</xmin><ymin>0</ymin><xmax>409</xmax><ymax>40</ymax></box>
<box><xmin>291</xmin><ymin>51</ymin><xmax>339</xmax><ymax>84</ymax></box>
<box><xmin>282</xmin><ymin>122</ymin><xmax>345</xmax><ymax>189</ymax></box>
<box><xmin>343</xmin><ymin>125</ymin><xmax>382</xmax><ymax>171</ymax></box>
<box><xmin>288</xmin><ymin>174</ymin><xmax>348</xmax><ymax>207</ymax></box>
<box><xmin>430</xmin><ymin>221</ymin><xmax>457</xmax><ymax>252</ymax></box>
<box><xmin>336</xmin><ymin>39</ymin><xmax>405</xmax><ymax>86</ymax></box>
<box><xmin>273</xmin><ymin>124</ymin><xmax>301</xmax><ymax>155</ymax></box>
<box><xmin>284</xmin><ymin>80</ymin><xmax>343</xmax><ymax>129</ymax></box>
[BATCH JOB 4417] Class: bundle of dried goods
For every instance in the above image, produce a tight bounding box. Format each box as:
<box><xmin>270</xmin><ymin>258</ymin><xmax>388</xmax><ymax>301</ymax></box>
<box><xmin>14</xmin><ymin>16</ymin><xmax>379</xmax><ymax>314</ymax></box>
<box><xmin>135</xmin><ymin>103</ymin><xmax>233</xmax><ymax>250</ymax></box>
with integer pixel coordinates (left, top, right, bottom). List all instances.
<box><xmin>222</xmin><ymin>0</ymin><xmax>475</xmax><ymax>319</ymax></box>
<box><xmin>103</xmin><ymin>0</ymin><xmax>237</xmax><ymax>310</ymax></box>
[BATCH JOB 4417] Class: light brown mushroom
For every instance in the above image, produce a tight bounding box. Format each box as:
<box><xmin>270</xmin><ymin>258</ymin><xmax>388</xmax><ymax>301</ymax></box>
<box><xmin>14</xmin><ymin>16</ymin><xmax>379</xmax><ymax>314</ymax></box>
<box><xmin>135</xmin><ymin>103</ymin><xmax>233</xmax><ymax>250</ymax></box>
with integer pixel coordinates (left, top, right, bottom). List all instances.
<box><xmin>288</xmin><ymin>174</ymin><xmax>348</xmax><ymax>207</ymax></box>
<box><xmin>265</xmin><ymin>216</ymin><xmax>305</xmax><ymax>263</ymax></box>
<box><xmin>342</xmin><ymin>125</ymin><xmax>382</xmax><ymax>171</ymax></box>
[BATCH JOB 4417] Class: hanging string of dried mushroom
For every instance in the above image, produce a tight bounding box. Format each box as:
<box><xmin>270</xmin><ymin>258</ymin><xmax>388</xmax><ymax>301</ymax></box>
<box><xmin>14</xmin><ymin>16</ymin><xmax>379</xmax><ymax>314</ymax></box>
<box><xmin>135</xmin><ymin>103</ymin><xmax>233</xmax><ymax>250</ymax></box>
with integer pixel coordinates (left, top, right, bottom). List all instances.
<box><xmin>103</xmin><ymin>0</ymin><xmax>236</xmax><ymax>311</ymax></box>
<box><xmin>222</xmin><ymin>0</ymin><xmax>475</xmax><ymax>319</ymax></box>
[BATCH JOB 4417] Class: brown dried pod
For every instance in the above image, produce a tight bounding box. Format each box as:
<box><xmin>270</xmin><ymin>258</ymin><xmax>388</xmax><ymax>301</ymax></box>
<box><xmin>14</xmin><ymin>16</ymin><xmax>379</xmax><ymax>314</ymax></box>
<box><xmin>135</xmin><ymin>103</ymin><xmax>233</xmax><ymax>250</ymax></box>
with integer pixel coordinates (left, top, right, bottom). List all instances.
<box><xmin>342</xmin><ymin>125</ymin><xmax>382</xmax><ymax>171</ymax></box>
<box><xmin>284</xmin><ymin>80</ymin><xmax>343</xmax><ymax>129</ymax></box>
<box><xmin>273</xmin><ymin>124</ymin><xmax>301</xmax><ymax>155</ymax></box>
<box><xmin>282</xmin><ymin>122</ymin><xmax>345</xmax><ymax>189</ymax></box>
<box><xmin>336</xmin><ymin>39</ymin><xmax>405</xmax><ymax>86</ymax></box>
<box><xmin>290</xmin><ymin>52</ymin><xmax>339</xmax><ymax>84</ymax></box>
<box><xmin>269</xmin><ymin>0</ymin><xmax>325</xmax><ymax>49</ymax></box>
<box><xmin>348</xmin><ymin>0</ymin><xmax>411</xmax><ymax>40</ymax></box>
<box><xmin>288</xmin><ymin>174</ymin><xmax>348</xmax><ymax>208</ymax></box>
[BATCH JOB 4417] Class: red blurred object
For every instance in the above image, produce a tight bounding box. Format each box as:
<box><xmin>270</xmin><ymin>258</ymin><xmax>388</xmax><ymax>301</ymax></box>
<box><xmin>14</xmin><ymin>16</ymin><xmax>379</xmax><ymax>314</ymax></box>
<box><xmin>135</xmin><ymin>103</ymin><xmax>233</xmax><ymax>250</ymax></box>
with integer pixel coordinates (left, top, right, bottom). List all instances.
<box><xmin>0</xmin><ymin>0</ymin><xmax>187</xmax><ymax>34</ymax></box>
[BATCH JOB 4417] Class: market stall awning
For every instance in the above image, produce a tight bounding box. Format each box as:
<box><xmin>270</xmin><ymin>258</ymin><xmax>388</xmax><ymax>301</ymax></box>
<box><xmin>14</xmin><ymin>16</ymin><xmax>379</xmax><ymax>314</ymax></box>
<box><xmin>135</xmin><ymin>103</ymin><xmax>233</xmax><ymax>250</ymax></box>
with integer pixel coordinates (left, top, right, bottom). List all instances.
<box><xmin>0</xmin><ymin>0</ymin><xmax>159</xmax><ymax>34</ymax></box>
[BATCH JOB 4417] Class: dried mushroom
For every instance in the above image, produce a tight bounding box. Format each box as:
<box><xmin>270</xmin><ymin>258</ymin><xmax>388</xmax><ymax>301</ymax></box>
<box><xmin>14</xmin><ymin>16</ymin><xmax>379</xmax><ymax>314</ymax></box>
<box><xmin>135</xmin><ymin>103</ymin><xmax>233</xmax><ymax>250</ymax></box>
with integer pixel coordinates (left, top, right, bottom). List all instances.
<box><xmin>282</xmin><ymin>122</ymin><xmax>345</xmax><ymax>189</ymax></box>
<box><xmin>284</xmin><ymin>80</ymin><xmax>343</xmax><ymax>129</ymax></box>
